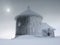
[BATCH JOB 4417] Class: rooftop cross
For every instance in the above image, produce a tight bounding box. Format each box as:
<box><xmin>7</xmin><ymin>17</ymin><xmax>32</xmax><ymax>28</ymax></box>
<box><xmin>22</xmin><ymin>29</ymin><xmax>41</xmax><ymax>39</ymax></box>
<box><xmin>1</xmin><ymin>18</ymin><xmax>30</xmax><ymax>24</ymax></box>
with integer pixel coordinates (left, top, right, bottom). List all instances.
<box><xmin>27</xmin><ymin>5</ymin><xmax>31</xmax><ymax>10</ymax></box>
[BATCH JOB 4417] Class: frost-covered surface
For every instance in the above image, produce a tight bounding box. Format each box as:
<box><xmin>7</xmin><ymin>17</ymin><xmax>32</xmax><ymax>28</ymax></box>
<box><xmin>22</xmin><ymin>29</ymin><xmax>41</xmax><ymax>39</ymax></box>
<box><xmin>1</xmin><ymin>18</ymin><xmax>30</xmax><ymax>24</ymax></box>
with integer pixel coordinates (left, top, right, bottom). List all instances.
<box><xmin>19</xmin><ymin>6</ymin><xmax>40</xmax><ymax>16</ymax></box>
<box><xmin>16</xmin><ymin>6</ymin><xmax>43</xmax><ymax>19</ymax></box>
<box><xmin>27</xmin><ymin>16</ymin><xmax>42</xmax><ymax>35</ymax></box>
<box><xmin>15</xmin><ymin>6</ymin><xmax>55</xmax><ymax>37</ymax></box>
<box><xmin>0</xmin><ymin>35</ymin><xmax>60</xmax><ymax>45</ymax></box>
<box><xmin>40</xmin><ymin>23</ymin><xmax>55</xmax><ymax>30</ymax></box>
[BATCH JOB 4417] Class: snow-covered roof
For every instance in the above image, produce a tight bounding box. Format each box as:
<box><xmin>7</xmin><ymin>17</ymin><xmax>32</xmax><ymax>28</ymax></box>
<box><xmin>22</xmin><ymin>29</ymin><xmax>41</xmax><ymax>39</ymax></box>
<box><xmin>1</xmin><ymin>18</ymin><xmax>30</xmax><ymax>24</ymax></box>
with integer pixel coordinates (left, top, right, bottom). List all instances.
<box><xmin>15</xmin><ymin>6</ymin><xmax>43</xmax><ymax>19</ymax></box>
<box><xmin>40</xmin><ymin>23</ymin><xmax>55</xmax><ymax>30</ymax></box>
<box><xmin>20</xmin><ymin>6</ymin><xmax>40</xmax><ymax>16</ymax></box>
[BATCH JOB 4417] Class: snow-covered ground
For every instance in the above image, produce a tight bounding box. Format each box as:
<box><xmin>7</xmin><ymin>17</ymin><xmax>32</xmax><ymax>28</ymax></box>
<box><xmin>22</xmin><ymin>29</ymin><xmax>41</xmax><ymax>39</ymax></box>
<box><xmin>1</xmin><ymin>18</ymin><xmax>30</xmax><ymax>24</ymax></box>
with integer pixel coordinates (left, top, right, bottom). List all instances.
<box><xmin>0</xmin><ymin>35</ymin><xmax>60</xmax><ymax>45</ymax></box>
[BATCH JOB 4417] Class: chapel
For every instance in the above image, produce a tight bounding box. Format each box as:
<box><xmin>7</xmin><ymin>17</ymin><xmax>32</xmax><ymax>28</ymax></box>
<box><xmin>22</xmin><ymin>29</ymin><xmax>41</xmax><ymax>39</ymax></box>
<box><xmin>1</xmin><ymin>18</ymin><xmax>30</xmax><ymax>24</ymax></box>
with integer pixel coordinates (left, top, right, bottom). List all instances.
<box><xmin>15</xmin><ymin>6</ymin><xmax>55</xmax><ymax>37</ymax></box>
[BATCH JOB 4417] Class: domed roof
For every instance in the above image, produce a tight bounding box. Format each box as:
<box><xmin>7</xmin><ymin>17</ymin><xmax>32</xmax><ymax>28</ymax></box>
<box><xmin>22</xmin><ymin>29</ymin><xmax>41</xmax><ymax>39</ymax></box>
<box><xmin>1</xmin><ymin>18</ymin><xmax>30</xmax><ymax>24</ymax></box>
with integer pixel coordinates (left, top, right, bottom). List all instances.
<box><xmin>16</xmin><ymin>6</ymin><xmax>43</xmax><ymax>19</ymax></box>
<box><xmin>20</xmin><ymin>6</ymin><xmax>40</xmax><ymax>16</ymax></box>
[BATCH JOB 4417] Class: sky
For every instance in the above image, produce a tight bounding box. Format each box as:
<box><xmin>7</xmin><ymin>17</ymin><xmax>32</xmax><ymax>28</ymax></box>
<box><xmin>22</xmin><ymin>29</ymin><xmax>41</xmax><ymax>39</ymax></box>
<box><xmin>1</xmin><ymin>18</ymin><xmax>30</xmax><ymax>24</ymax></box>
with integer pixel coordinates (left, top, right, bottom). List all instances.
<box><xmin>0</xmin><ymin>0</ymin><xmax>60</xmax><ymax>39</ymax></box>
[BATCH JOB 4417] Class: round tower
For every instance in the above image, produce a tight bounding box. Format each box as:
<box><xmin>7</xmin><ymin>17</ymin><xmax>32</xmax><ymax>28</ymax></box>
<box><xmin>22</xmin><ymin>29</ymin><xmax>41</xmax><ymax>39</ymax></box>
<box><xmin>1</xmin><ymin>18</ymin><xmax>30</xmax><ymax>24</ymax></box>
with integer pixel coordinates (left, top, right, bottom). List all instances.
<box><xmin>15</xmin><ymin>6</ymin><xmax>43</xmax><ymax>35</ymax></box>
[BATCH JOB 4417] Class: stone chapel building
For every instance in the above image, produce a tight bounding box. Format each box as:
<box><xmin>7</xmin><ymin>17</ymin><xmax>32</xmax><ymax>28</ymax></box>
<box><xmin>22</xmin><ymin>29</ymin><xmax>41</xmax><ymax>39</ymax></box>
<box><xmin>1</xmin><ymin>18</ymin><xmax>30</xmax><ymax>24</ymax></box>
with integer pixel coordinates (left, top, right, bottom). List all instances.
<box><xmin>15</xmin><ymin>6</ymin><xmax>55</xmax><ymax>37</ymax></box>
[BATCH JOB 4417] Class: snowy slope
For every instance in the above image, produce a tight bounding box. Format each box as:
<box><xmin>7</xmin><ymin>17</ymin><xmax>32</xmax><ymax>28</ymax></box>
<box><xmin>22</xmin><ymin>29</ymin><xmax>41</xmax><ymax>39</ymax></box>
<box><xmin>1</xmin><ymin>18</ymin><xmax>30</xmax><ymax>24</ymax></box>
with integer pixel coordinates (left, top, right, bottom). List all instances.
<box><xmin>0</xmin><ymin>35</ymin><xmax>60</xmax><ymax>45</ymax></box>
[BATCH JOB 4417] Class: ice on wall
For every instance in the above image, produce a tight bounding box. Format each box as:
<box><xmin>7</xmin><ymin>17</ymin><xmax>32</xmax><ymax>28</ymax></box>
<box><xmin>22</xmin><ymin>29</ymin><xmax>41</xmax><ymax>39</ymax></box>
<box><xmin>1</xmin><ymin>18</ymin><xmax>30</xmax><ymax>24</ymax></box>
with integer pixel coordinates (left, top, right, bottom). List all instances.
<box><xmin>15</xmin><ymin>6</ymin><xmax>55</xmax><ymax>37</ymax></box>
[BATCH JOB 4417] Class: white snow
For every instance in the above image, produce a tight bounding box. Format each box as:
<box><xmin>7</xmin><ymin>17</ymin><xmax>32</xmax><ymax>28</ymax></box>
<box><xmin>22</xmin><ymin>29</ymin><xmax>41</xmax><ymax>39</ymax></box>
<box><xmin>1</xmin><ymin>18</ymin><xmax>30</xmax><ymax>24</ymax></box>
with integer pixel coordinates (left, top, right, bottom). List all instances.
<box><xmin>15</xmin><ymin>6</ymin><xmax>42</xmax><ymax>20</ymax></box>
<box><xmin>40</xmin><ymin>23</ymin><xmax>55</xmax><ymax>30</ymax></box>
<box><xmin>0</xmin><ymin>35</ymin><xmax>60</xmax><ymax>45</ymax></box>
<box><xmin>20</xmin><ymin>7</ymin><xmax>40</xmax><ymax>16</ymax></box>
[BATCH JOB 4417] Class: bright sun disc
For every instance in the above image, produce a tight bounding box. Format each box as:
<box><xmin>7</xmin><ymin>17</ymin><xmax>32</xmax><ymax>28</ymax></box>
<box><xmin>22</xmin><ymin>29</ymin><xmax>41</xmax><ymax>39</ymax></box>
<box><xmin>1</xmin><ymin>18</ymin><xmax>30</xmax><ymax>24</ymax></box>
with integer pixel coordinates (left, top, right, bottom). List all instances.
<box><xmin>6</xmin><ymin>8</ymin><xmax>10</xmax><ymax>12</ymax></box>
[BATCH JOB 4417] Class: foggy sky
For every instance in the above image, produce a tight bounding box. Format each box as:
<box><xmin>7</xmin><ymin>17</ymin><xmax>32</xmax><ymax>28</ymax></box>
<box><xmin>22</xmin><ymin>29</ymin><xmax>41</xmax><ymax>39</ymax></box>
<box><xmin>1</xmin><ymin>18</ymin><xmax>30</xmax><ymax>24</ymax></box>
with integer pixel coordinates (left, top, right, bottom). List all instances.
<box><xmin>0</xmin><ymin>0</ymin><xmax>60</xmax><ymax>39</ymax></box>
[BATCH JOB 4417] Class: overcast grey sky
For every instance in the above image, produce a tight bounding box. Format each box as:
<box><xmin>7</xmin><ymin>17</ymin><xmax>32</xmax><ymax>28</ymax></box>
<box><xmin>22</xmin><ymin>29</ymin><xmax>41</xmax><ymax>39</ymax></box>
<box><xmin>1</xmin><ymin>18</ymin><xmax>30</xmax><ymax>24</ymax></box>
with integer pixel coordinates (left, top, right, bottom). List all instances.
<box><xmin>0</xmin><ymin>0</ymin><xmax>60</xmax><ymax>39</ymax></box>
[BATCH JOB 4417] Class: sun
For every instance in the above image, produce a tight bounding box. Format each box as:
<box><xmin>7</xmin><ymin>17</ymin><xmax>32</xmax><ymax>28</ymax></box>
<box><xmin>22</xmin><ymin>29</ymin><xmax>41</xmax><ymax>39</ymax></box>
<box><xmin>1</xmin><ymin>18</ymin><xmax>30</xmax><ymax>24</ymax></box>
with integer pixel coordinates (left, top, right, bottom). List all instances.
<box><xmin>6</xmin><ymin>8</ymin><xmax>10</xmax><ymax>12</ymax></box>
